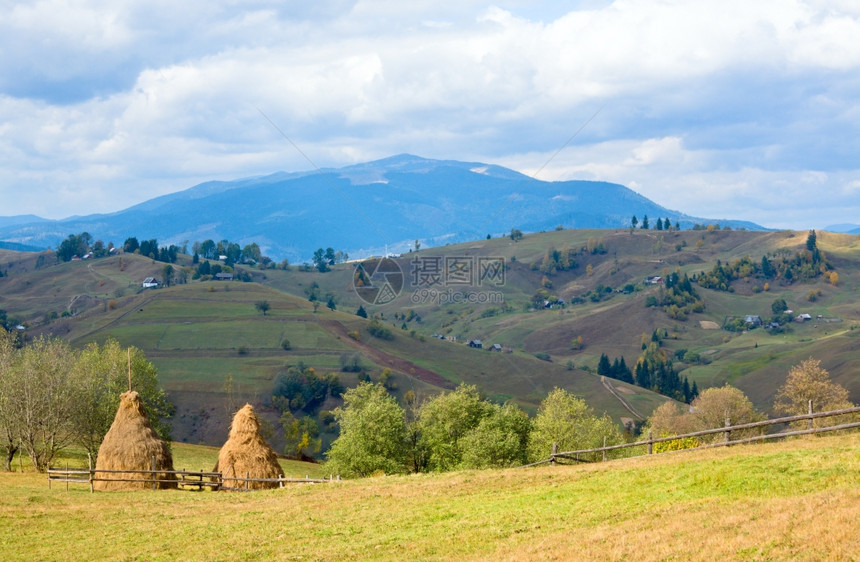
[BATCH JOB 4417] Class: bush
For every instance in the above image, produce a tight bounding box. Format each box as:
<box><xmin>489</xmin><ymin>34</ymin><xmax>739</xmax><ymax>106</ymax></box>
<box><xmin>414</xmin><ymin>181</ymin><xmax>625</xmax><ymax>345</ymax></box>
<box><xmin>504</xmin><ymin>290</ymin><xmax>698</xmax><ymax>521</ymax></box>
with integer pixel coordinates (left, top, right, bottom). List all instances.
<box><xmin>368</xmin><ymin>319</ymin><xmax>394</xmax><ymax>340</ymax></box>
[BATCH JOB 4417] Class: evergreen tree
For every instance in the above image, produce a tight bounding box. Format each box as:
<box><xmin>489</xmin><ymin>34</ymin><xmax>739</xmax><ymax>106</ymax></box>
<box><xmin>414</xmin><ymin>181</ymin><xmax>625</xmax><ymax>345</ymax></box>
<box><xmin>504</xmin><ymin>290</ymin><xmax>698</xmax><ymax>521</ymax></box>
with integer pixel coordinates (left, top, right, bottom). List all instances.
<box><xmin>635</xmin><ymin>361</ymin><xmax>651</xmax><ymax>389</ymax></box>
<box><xmin>597</xmin><ymin>353</ymin><xmax>612</xmax><ymax>377</ymax></box>
<box><xmin>618</xmin><ymin>357</ymin><xmax>634</xmax><ymax>384</ymax></box>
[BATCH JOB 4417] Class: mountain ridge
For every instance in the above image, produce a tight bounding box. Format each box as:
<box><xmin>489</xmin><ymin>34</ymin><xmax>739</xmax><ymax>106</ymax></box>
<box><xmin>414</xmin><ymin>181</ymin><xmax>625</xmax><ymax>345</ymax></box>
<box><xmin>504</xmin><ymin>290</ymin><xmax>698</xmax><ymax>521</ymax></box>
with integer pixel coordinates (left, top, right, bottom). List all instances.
<box><xmin>0</xmin><ymin>154</ymin><xmax>764</xmax><ymax>261</ymax></box>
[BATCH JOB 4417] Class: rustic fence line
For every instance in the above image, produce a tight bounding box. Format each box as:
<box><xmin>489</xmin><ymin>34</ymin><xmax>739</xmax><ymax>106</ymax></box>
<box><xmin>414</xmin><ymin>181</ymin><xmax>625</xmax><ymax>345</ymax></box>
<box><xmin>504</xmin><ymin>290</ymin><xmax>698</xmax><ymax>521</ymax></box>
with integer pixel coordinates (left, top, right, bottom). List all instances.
<box><xmin>523</xmin><ymin>404</ymin><xmax>860</xmax><ymax>468</ymax></box>
<box><xmin>47</xmin><ymin>456</ymin><xmax>338</xmax><ymax>492</ymax></box>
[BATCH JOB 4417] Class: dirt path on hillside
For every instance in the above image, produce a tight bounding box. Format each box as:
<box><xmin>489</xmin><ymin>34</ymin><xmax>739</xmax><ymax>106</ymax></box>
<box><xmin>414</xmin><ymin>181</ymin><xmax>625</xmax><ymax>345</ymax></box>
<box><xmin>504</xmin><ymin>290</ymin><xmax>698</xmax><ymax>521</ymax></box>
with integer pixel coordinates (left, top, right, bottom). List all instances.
<box><xmin>316</xmin><ymin>318</ymin><xmax>454</xmax><ymax>390</ymax></box>
<box><xmin>601</xmin><ymin>376</ymin><xmax>644</xmax><ymax>420</ymax></box>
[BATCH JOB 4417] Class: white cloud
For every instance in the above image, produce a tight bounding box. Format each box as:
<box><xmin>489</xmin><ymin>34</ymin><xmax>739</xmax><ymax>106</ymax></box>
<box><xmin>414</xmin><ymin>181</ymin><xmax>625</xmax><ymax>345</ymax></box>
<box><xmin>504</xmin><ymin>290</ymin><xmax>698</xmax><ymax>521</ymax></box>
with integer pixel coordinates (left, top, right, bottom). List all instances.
<box><xmin>0</xmin><ymin>0</ymin><xmax>858</xmax><ymax>229</ymax></box>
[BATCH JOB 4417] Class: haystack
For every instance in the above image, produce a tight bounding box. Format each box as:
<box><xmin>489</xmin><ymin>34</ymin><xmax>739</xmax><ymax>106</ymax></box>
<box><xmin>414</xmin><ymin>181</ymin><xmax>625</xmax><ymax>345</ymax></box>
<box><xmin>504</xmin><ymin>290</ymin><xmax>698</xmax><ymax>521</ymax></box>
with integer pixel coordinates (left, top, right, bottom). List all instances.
<box><xmin>94</xmin><ymin>391</ymin><xmax>176</xmax><ymax>491</ymax></box>
<box><xmin>214</xmin><ymin>404</ymin><xmax>282</xmax><ymax>490</ymax></box>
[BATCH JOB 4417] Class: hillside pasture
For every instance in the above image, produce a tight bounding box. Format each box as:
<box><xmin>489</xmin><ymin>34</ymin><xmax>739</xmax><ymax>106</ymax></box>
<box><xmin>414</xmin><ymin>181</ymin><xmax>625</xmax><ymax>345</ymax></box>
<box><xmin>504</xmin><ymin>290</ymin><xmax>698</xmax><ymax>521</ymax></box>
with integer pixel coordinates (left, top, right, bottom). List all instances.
<box><xmin>1</xmin><ymin>435</ymin><xmax>857</xmax><ymax>560</ymax></box>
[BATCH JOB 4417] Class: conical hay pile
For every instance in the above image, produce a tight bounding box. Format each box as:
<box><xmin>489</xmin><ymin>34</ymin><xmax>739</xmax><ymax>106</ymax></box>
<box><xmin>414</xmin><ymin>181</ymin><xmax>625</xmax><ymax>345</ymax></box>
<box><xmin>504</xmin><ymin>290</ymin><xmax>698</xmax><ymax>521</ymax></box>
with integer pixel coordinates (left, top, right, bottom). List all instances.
<box><xmin>94</xmin><ymin>391</ymin><xmax>176</xmax><ymax>491</ymax></box>
<box><xmin>214</xmin><ymin>404</ymin><xmax>282</xmax><ymax>490</ymax></box>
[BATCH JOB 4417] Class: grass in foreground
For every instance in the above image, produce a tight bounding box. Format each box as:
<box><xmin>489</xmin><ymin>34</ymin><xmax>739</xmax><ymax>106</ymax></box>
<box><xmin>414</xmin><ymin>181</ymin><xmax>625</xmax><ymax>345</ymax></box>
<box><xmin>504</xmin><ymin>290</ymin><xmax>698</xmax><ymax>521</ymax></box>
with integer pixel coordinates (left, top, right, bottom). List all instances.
<box><xmin>0</xmin><ymin>434</ymin><xmax>858</xmax><ymax>561</ymax></box>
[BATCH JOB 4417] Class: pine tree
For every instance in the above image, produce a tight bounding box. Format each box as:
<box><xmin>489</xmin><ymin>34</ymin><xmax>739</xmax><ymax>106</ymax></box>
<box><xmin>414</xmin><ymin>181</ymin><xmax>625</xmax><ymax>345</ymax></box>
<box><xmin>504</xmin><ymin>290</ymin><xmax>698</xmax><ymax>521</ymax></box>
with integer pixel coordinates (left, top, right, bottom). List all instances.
<box><xmin>635</xmin><ymin>361</ymin><xmax>651</xmax><ymax>389</ymax></box>
<box><xmin>618</xmin><ymin>357</ymin><xmax>633</xmax><ymax>384</ymax></box>
<box><xmin>597</xmin><ymin>353</ymin><xmax>612</xmax><ymax>377</ymax></box>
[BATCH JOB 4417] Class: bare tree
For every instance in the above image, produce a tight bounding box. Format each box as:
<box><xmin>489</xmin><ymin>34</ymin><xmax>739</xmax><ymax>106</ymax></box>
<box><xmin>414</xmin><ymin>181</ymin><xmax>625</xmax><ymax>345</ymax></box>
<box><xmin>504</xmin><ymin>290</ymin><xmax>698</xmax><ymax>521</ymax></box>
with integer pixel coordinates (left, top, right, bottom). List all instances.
<box><xmin>0</xmin><ymin>330</ymin><xmax>19</xmax><ymax>470</ymax></box>
<box><xmin>9</xmin><ymin>337</ymin><xmax>79</xmax><ymax>471</ymax></box>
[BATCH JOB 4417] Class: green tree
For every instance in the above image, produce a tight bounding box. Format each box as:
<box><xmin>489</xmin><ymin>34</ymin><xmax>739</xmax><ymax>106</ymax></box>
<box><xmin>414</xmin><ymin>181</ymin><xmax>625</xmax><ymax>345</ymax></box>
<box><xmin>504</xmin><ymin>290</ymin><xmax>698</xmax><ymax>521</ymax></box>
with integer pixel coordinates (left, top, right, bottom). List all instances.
<box><xmin>281</xmin><ymin>411</ymin><xmax>322</xmax><ymax>459</ymax></box>
<box><xmin>509</xmin><ymin>228</ymin><xmax>524</xmax><ymax>241</ymax></box>
<box><xmin>255</xmin><ymin>301</ymin><xmax>270</xmax><ymax>316</ymax></box>
<box><xmin>242</xmin><ymin>243</ymin><xmax>262</xmax><ymax>264</ymax></box>
<box><xmin>527</xmin><ymin>388</ymin><xmax>624</xmax><ymax>463</ymax></box>
<box><xmin>458</xmin><ymin>403</ymin><xmax>530</xmax><ymax>469</ymax></box>
<box><xmin>597</xmin><ymin>353</ymin><xmax>611</xmax><ymax>376</ymax></box>
<box><xmin>631</xmin><ymin>215</ymin><xmax>638</xmax><ymax>229</ymax></box>
<box><xmin>56</xmin><ymin>232</ymin><xmax>92</xmax><ymax>262</ymax></box>
<box><xmin>641</xmin><ymin>215</ymin><xmax>650</xmax><ymax>229</ymax></box>
<box><xmin>417</xmin><ymin>384</ymin><xmax>493</xmax><ymax>471</ymax></box>
<box><xmin>200</xmin><ymin>239</ymin><xmax>216</xmax><ymax>260</ymax></box>
<box><xmin>324</xmin><ymin>383</ymin><xmax>407</xmax><ymax>477</ymax></box>
<box><xmin>312</xmin><ymin>248</ymin><xmax>329</xmax><ymax>272</ymax></box>
<box><xmin>806</xmin><ymin>229</ymin><xmax>817</xmax><ymax>251</ymax></box>
<box><xmin>161</xmin><ymin>264</ymin><xmax>174</xmax><ymax>287</ymax></box>
<box><xmin>771</xmin><ymin>298</ymin><xmax>788</xmax><ymax>316</ymax></box>
<box><xmin>72</xmin><ymin>339</ymin><xmax>174</xmax><ymax>459</ymax></box>
<box><xmin>123</xmin><ymin>236</ymin><xmax>140</xmax><ymax>253</ymax></box>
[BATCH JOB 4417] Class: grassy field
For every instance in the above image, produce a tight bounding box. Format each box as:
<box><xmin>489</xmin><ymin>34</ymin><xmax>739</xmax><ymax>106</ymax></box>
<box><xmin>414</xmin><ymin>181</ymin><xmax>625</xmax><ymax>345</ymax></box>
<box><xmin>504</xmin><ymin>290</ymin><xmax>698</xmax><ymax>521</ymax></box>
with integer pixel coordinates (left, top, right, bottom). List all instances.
<box><xmin>3</xmin><ymin>229</ymin><xmax>860</xmax><ymax>452</ymax></box>
<box><xmin>1</xmin><ymin>434</ymin><xmax>857</xmax><ymax>560</ymax></box>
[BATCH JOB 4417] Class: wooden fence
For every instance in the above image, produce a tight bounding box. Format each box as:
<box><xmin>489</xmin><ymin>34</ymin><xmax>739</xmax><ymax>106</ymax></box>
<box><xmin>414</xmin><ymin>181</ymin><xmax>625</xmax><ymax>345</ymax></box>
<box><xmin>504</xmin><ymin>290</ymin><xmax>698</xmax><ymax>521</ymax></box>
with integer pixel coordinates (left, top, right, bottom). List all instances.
<box><xmin>47</xmin><ymin>457</ymin><xmax>338</xmax><ymax>492</ymax></box>
<box><xmin>524</xmin><ymin>404</ymin><xmax>860</xmax><ymax>468</ymax></box>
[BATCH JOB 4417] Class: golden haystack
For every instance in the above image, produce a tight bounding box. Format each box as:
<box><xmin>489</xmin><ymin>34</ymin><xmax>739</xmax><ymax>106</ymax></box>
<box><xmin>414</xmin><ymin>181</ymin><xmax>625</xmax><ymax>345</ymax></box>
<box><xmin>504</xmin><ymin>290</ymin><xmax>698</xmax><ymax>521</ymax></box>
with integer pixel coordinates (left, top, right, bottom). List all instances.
<box><xmin>214</xmin><ymin>404</ymin><xmax>282</xmax><ymax>490</ymax></box>
<box><xmin>94</xmin><ymin>391</ymin><xmax>176</xmax><ymax>491</ymax></box>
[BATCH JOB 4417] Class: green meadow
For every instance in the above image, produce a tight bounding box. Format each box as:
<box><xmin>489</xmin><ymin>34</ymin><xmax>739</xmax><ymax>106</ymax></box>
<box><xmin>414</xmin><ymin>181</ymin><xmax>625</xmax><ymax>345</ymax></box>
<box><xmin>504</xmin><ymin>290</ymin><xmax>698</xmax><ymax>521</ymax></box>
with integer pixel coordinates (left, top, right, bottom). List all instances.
<box><xmin>1</xmin><ymin>434</ymin><xmax>857</xmax><ymax>560</ymax></box>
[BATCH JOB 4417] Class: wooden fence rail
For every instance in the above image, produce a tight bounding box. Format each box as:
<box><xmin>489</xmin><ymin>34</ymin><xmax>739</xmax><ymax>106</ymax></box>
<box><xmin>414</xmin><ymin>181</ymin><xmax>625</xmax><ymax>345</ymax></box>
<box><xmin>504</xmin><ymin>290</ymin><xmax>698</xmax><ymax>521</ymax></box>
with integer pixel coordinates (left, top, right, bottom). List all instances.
<box><xmin>523</xmin><ymin>404</ymin><xmax>860</xmax><ymax>468</ymax></box>
<box><xmin>47</xmin><ymin>463</ymin><xmax>339</xmax><ymax>492</ymax></box>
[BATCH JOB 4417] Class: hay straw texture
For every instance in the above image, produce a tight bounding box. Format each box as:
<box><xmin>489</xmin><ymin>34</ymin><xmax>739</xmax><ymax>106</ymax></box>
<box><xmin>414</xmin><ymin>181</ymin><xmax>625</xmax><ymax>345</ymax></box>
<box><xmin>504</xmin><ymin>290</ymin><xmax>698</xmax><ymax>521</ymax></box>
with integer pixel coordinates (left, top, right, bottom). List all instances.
<box><xmin>214</xmin><ymin>404</ymin><xmax>282</xmax><ymax>490</ymax></box>
<box><xmin>94</xmin><ymin>391</ymin><xmax>176</xmax><ymax>491</ymax></box>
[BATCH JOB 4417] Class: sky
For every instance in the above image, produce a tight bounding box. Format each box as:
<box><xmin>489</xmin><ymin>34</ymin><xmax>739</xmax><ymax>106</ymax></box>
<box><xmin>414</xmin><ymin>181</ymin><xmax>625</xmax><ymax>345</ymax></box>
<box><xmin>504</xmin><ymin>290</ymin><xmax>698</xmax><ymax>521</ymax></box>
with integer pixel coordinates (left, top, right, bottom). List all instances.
<box><xmin>1</xmin><ymin>0</ymin><xmax>859</xmax><ymax>230</ymax></box>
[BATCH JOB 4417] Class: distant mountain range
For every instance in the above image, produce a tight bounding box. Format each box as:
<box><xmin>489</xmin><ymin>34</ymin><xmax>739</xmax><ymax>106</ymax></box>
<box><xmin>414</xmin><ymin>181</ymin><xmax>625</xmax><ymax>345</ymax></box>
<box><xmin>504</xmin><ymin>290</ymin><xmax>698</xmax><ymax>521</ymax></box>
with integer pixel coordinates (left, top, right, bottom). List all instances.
<box><xmin>824</xmin><ymin>223</ymin><xmax>860</xmax><ymax>235</ymax></box>
<box><xmin>0</xmin><ymin>154</ymin><xmax>764</xmax><ymax>261</ymax></box>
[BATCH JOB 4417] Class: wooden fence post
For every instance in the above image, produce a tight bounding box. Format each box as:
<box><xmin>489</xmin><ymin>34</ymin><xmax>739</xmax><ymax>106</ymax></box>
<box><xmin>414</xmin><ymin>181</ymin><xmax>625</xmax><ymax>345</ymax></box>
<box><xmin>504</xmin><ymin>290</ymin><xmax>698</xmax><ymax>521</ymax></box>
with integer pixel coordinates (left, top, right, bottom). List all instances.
<box><xmin>602</xmin><ymin>436</ymin><xmax>607</xmax><ymax>462</ymax></box>
<box><xmin>808</xmin><ymin>400</ymin><xmax>813</xmax><ymax>431</ymax></box>
<box><xmin>647</xmin><ymin>431</ymin><xmax>653</xmax><ymax>455</ymax></box>
<box><xmin>88</xmin><ymin>453</ymin><xmax>93</xmax><ymax>493</ymax></box>
<box><xmin>551</xmin><ymin>442</ymin><xmax>557</xmax><ymax>465</ymax></box>
<box><xmin>151</xmin><ymin>455</ymin><xmax>156</xmax><ymax>491</ymax></box>
<box><xmin>724</xmin><ymin>417</ymin><xmax>731</xmax><ymax>444</ymax></box>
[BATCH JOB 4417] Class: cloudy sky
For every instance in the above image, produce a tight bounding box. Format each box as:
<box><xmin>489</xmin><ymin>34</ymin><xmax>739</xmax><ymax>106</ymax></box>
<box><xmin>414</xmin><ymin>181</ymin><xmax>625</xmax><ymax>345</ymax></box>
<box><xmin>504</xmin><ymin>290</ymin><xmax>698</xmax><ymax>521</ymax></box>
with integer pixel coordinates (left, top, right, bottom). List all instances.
<box><xmin>2</xmin><ymin>0</ymin><xmax>859</xmax><ymax>230</ymax></box>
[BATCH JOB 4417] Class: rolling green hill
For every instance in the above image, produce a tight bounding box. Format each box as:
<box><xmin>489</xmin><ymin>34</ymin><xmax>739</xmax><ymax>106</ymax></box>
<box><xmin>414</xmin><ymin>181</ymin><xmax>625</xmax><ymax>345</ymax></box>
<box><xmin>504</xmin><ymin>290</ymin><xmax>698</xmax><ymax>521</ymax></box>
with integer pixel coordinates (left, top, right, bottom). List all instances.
<box><xmin>2</xmin><ymin>228</ymin><xmax>859</xmax><ymax>453</ymax></box>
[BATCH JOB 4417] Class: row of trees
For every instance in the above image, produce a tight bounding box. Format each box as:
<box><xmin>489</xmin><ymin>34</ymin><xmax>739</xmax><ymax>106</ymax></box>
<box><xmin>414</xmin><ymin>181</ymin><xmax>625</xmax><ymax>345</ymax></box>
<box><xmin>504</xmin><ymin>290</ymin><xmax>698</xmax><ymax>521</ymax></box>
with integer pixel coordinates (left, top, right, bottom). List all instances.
<box><xmin>645</xmin><ymin>270</ymin><xmax>705</xmax><ymax>320</ymax></box>
<box><xmin>325</xmin><ymin>358</ymin><xmax>856</xmax><ymax>478</ymax></box>
<box><xmin>55</xmin><ymin>232</ymin><xmax>278</xmax><ymax>270</ymax></box>
<box><xmin>646</xmin><ymin>358</ymin><xmax>855</xmax><ymax>449</ymax></box>
<box><xmin>531</xmin><ymin>239</ymin><xmax>607</xmax><ymax>276</ymax></box>
<box><xmin>311</xmin><ymin>247</ymin><xmax>349</xmax><ymax>272</ymax></box>
<box><xmin>631</xmin><ymin>215</ymin><xmax>679</xmax><ymax>231</ymax></box>
<box><xmin>324</xmin><ymin>384</ymin><xmax>625</xmax><ymax>478</ymax></box>
<box><xmin>598</xmin><ymin>346</ymin><xmax>699</xmax><ymax>404</ymax></box>
<box><xmin>695</xmin><ymin>231</ymin><xmax>831</xmax><ymax>291</ymax></box>
<box><xmin>0</xmin><ymin>333</ymin><xmax>172</xmax><ymax>471</ymax></box>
